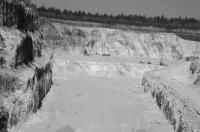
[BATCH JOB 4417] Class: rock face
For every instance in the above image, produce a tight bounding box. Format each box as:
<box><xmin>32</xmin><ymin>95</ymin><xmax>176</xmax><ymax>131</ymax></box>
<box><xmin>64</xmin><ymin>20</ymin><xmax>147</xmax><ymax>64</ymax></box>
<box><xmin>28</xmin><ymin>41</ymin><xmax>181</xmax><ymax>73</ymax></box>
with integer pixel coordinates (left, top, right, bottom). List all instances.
<box><xmin>142</xmin><ymin>73</ymin><xmax>200</xmax><ymax>132</ymax></box>
<box><xmin>0</xmin><ymin>63</ymin><xmax>52</xmax><ymax>130</ymax></box>
<box><xmin>0</xmin><ymin>27</ymin><xmax>53</xmax><ymax>131</ymax></box>
<box><xmin>0</xmin><ymin>27</ymin><xmax>43</xmax><ymax>68</ymax></box>
<box><xmin>40</xmin><ymin>20</ymin><xmax>200</xmax><ymax>62</ymax></box>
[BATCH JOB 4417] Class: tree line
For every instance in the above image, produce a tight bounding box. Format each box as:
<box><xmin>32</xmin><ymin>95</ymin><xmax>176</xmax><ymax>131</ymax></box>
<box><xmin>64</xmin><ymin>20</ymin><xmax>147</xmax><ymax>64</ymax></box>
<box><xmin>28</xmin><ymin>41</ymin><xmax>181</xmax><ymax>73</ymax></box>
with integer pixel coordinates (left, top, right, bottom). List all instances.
<box><xmin>38</xmin><ymin>6</ymin><xmax>200</xmax><ymax>30</ymax></box>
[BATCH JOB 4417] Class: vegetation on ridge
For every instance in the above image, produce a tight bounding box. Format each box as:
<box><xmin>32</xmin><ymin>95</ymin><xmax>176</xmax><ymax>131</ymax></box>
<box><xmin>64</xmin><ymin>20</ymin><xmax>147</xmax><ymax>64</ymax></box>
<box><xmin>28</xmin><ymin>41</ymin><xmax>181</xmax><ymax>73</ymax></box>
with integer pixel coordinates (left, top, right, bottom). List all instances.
<box><xmin>38</xmin><ymin>6</ymin><xmax>200</xmax><ymax>30</ymax></box>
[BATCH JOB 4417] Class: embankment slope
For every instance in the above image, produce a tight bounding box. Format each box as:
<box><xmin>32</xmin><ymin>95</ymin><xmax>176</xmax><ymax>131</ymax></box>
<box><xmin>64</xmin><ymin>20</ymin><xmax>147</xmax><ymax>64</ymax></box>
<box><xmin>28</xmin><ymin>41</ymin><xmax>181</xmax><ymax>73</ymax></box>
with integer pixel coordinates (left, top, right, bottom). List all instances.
<box><xmin>0</xmin><ymin>27</ymin><xmax>53</xmax><ymax>131</ymax></box>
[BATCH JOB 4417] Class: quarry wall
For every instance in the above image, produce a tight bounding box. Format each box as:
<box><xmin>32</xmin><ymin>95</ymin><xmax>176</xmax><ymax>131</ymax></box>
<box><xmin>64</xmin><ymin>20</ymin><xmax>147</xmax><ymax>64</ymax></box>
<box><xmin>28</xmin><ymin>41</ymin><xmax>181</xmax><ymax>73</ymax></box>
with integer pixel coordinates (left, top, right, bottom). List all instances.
<box><xmin>40</xmin><ymin>21</ymin><xmax>200</xmax><ymax>63</ymax></box>
<box><xmin>0</xmin><ymin>27</ymin><xmax>53</xmax><ymax>131</ymax></box>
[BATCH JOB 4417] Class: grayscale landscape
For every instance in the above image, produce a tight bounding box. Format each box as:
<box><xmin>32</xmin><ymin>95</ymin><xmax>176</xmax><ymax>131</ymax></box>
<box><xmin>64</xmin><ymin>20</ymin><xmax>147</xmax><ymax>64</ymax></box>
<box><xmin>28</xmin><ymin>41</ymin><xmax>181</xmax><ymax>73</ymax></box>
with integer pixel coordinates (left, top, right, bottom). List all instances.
<box><xmin>0</xmin><ymin>0</ymin><xmax>200</xmax><ymax>132</ymax></box>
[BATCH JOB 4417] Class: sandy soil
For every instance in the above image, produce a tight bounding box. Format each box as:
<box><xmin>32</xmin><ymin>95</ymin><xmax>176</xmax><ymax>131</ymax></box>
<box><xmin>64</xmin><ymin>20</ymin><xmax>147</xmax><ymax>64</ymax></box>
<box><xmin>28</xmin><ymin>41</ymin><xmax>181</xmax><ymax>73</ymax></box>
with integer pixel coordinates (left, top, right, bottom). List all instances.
<box><xmin>17</xmin><ymin>54</ymin><xmax>173</xmax><ymax>132</ymax></box>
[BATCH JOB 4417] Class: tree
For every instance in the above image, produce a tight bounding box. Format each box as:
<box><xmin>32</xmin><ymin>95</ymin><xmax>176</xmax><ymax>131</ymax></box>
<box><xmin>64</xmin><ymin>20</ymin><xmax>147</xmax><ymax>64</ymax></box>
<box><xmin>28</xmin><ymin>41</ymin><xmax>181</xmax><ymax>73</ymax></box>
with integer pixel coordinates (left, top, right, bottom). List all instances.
<box><xmin>37</xmin><ymin>5</ymin><xmax>200</xmax><ymax>30</ymax></box>
<box><xmin>13</xmin><ymin>0</ymin><xmax>32</xmax><ymax>6</ymax></box>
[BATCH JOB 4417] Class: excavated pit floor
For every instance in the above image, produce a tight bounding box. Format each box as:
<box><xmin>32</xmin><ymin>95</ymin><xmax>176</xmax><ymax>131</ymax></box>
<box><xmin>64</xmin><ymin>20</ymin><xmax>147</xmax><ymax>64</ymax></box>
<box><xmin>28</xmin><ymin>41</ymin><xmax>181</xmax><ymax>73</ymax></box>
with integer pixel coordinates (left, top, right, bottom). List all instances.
<box><xmin>17</xmin><ymin>52</ymin><xmax>174</xmax><ymax>132</ymax></box>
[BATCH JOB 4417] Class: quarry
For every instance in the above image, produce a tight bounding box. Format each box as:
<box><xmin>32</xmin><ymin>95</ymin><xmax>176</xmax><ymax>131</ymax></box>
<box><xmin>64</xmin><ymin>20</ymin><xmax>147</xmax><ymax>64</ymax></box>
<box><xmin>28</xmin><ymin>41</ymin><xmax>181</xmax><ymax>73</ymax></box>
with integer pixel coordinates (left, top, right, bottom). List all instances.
<box><xmin>1</xmin><ymin>17</ymin><xmax>200</xmax><ymax>132</ymax></box>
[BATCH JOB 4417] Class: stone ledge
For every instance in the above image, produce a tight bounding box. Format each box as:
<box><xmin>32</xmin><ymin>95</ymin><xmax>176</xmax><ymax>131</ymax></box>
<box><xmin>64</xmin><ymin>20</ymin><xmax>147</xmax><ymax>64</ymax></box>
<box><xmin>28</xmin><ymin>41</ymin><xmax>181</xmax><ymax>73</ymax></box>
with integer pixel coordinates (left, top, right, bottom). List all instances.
<box><xmin>142</xmin><ymin>73</ymin><xmax>200</xmax><ymax>132</ymax></box>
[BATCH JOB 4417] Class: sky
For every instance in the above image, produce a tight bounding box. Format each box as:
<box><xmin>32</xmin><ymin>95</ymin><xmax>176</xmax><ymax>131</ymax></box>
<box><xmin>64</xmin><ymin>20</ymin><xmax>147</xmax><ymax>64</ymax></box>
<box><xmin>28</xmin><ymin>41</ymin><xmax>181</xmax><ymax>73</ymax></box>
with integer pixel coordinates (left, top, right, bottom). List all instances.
<box><xmin>33</xmin><ymin>0</ymin><xmax>200</xmax><ymax>19</ymax></box>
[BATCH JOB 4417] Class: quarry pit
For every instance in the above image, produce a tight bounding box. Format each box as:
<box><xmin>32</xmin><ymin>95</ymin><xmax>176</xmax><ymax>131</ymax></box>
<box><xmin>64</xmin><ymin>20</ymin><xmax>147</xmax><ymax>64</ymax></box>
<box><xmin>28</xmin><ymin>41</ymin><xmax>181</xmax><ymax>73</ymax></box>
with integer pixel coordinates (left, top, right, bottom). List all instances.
<box><xmin>1</xmin><ymin>19</ymin><xmax>200</xmax><ymax>132</ymax></box>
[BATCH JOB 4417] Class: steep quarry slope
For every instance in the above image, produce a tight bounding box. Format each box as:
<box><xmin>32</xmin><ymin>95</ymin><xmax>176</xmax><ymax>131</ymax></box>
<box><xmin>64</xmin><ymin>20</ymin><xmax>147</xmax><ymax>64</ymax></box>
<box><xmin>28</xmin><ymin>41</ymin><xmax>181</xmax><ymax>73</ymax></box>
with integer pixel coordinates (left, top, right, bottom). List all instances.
<box><xmin>40</xmin><ymin>21</ymin><xmax>200</xmax><ymax>63</ymax></box>
<box><xmin>0</xmin><ymin>27</ymin><xmax>53</xmax><ymax>131</ymax></box>
<box><xmin>142</xmin><ymin>62</ymin><xmax>200</xmax><ymax>132</ymax></box>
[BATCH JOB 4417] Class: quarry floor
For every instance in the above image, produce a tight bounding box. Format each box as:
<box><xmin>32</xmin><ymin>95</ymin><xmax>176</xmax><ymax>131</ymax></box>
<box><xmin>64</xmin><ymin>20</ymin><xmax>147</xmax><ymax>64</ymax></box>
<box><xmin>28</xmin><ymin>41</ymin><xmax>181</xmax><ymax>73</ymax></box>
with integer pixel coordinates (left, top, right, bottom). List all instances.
<box><xmin>17</xmin><ymin>52</ymin><xmax>174</xmax><ymax>132</ymax></box>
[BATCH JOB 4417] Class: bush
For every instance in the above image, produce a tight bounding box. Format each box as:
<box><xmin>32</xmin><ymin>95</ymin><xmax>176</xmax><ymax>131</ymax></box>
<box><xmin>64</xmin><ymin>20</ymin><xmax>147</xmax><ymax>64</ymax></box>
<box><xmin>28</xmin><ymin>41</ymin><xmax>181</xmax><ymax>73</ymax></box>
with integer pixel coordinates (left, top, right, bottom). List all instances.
<box><xmin>72</xmin><ymin>28</ymin><xmax>86</xmax><ymax>38</ymax></box>
<box><xmin>0</xmin><ymin>35</ymin><xmax>5</xmax><ymax>48</ymax></box>
<box><xmin>56</xmin><ymin>125</ymin><xmax>74</xmax><ymax>132</ymax></box>
<box><xmin>0</xmin><ymin>74</ymin><xmax>19</xmax><ymax>95</ymax></box>
<box><xmin>0</xmin><ymin>107</ymin><xmax>9</xmax><ymax>132</ymax></box>
<box><xmin>185</xmin><ymin>56</ymin><xmax>199</xmax><ymax>62</ymax></box>
<box><xmin>189</xmin><ymin>60</ymin><xmax>200</xmax><ymax>74</ymax></box>
<box><xmin>15</xmin><ymin>34</ymin><xmax>33</xmax><ymax>67</ymax></box>
<box><xmin>160</xmin><ymin>60</ymin><xmax>168</xmax><ymax>66</ymax></box>
<box><xmin>190</xmin><ymin>61</ymin><xmax>197</xmax><ymax>74</ymax></box>
<box><xmin>102</xmin><ymin>54</ymin><xmax>111</xmax><ymax>56</ymax></box>
<box><xmin>140</xmin><ymin>61</ymin><xmax>145</xmax><ymax>64</ymax></box>
<box><xmin>0</xmin><ymin>56</ymin><xmax>6</xmax><ymax>67</ymax></box>
<box><xmin>194</xmin><ymin>73</ymin><xmax>200</xmax><ymax>85</ymax></box>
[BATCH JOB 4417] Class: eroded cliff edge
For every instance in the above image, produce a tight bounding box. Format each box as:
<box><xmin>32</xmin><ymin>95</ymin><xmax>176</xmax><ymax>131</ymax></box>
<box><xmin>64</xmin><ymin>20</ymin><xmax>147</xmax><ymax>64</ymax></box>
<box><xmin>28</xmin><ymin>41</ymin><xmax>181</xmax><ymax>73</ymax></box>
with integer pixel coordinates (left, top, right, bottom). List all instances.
<box><xmin>0</xmin><ymin>27</ymin><xmax>53</xmax><ymax>131</ymax></box>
